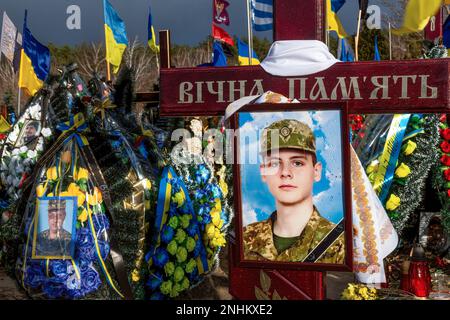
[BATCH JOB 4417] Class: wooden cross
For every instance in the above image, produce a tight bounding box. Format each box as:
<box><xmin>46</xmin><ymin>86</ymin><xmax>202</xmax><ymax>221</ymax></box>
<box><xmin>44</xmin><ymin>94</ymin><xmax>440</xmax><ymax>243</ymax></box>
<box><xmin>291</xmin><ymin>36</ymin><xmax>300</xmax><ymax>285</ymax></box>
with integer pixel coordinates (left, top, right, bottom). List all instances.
<box><xmin>157</xmin><ymin>0</ymin><xmax>450</xmax><ymax>300</ymax></box>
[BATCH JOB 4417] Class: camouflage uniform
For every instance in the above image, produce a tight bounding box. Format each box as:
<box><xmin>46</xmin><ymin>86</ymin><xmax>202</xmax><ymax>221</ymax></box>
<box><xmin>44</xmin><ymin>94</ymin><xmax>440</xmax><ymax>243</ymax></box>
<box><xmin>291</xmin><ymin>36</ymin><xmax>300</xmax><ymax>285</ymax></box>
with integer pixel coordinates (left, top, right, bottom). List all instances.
<box><xmin>243</xmin><ymin>208</ymin><xmax>345</xmax><ymax>263</ymax></box>
<box><xmin>35</xmin><ymin>229</ymin><xmax>72</xmax><ymax>256</ymax></box>
<box><xmin>243</xmin><ymin>119</ymin><xmax>345</xmax><ymax>263</ymax></box>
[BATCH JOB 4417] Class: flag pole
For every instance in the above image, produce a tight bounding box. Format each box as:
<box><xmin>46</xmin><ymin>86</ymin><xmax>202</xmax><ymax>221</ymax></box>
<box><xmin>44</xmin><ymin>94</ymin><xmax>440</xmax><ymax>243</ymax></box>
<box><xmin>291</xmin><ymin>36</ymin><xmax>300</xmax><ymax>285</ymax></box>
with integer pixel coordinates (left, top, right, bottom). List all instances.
<box><xmin>102</xmin><ymin>0</ymin><xmax>111</xmax><ymax>81</ymax></box>
<box><xmin>355</xmin><ymin>9</ymin><xmax>362</xmax><ymax>61</ymax></box>
<box><xmin>246</xmin><ymin>0</ymin><xmax>253</xmax><ymax>65</ymax></box>
<box><xmin>17</xmin><ymin>88</ymin><xmax>21</xmax><ymax>115</ymax></box>
<box><xmin>388</xmin><ymin>22</ymin><xmax>392</xmax><ymax>60</ymax></box>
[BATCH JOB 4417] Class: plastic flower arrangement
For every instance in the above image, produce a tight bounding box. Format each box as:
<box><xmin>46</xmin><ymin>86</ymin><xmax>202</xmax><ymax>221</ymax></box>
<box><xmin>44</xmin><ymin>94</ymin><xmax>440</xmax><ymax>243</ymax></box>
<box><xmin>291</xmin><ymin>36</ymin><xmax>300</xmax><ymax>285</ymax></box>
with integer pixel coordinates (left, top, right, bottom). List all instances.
<box><xmin>0</xmin><ymin>100</ymin><xmax>53</xmax><ymax>202</ymax></box>
<box><xmin>16</xmin><ymin>115</ymin><xmax>123</xmax><ymax>300</ymax></box>
<box><xmin>190</xmin><ymin>164</ymin><xmax>229</xmax><ymax>269</ymax></box>
<box><xmin>341</xmin><ymin>283</ymin><xmax>378</xmax><ymax>300</ymax></box>
<box><xmin>145</xmin><ymin>167</ymin><xmax>209</xmax><ymax>300</ymax></box>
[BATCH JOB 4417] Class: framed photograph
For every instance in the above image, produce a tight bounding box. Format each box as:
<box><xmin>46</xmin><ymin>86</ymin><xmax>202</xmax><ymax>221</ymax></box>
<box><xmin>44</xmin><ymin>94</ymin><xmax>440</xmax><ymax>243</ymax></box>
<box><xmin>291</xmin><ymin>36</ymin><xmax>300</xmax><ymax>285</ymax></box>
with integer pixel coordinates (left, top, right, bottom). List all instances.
<box><xmin>17</xmin><ymin>119</ymin><xmax>41</xmax><ymax>147</ymax></box>
<box><xmin>32</xmin><ymin>196</ymin><xmax>78</xmax><ymax>260</ymax></box>
<box><xmin>230</xmin><ymin>102</ymin><xmax>352</xmax><ymax>271</ymax></box>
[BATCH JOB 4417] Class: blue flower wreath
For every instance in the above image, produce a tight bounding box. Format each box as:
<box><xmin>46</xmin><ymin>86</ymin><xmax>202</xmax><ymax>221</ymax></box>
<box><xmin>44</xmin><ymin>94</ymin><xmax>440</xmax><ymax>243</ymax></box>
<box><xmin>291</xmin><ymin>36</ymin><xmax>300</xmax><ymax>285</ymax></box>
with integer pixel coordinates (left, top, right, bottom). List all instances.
<box><xmin>20</xmin><ymin>213</ymin><xmax>110</xmax><ymax>299</ymax></box>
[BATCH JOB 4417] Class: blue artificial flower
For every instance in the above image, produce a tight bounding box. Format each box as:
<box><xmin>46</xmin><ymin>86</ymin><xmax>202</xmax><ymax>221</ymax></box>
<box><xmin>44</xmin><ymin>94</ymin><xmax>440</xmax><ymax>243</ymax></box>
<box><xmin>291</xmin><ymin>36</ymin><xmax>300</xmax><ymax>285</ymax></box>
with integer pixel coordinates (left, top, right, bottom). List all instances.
<box><xmin>149</xmin><ymin>291</ymin><xmax>165</xmax><ymax>300</ymax></box>
<box><xmin>146</xmin><ymin>272</ymin><xmax>163</xmax><ymax>291</ymax></box>
<box><xmin>194</xmin><ymin>189</ymin><xmax>206</xmax><ymax>201</ymax></box>
<box><xmin>24</xmin><ymin>265</ymin><xmax>45</xmax><ymax>289</ymax></box>
<box><xmin>198</xmin><ymin>203</ymin><xmax>211</xmax><ymax>219</ymax></box>
<box><xmin>42</xmin><ymin>280</ymin><xmax>66</xmax><ymax>299</ymax></box>
<box><xmin>186</xmin><ymin>222</ymin><xmax>199</xmax><ymax>238</ymax></box>
<box><xmin>76</xmin><ymin>245</ymin><xmax>96</xmax><ymax>262</ymax></box>
<box><xmin>169</xmin><ymin>178</ymin><xmax>182</xmax><ymax>193</ymax></box>
<box><xmin>76</xmin><ymin>228</ymin><xmax>94</xmax><ymax>248</ymax></box>
<box><xmin>195</xmin><ymin>165</ymin><xmax>210</xmax><ymax>185</ymax></box>
<box><xmin>161</xmin><ymin>225</ymin><xmax>175</xmax><ymax>244</ymax></box>
<box><xmin>51</xmin><ymin>260</ymin><xmax>69</xmax><ymax>279</ymax></box>
<box><xmin>81</xmin><ymin>267</ymin><xmax>102</xmax><ymax>295</ymax></box>
<box><xmin>153</xmin><ymin>247</ymin><xmax>169</xmax><ymax>268</ymax></box>
<box><xmin>92</xmin><ymin>214</ymin><xmax>110</xmax><ymax>231</ymax></box>
<box><xmin>206</xmin><ymin>184</ymin><xmax>222</xmax><ymax>199</ymax></box>
<box><xmin>168</xmin><ymin>203</ymin><xmax>179</xmax><ymax>217</ymax></box>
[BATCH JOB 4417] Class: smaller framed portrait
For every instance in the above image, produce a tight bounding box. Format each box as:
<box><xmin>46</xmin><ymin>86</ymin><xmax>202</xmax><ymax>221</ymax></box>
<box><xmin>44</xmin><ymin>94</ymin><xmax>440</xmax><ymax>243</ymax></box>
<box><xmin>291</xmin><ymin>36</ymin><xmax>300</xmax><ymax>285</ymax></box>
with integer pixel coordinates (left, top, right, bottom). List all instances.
<box><xmin>32</xmin><ymin>196</ymin><xmax>78</xmax><ymax>260</ymax></box>
<box><xmin>18</xmin><ymin>120</ymin><xmax>41</xmax><ymax>147</ymax></box>
<box><xmin>230</xmin><ymin>102</ymin><xmax>353</xmax><ymax>271</ymax></box>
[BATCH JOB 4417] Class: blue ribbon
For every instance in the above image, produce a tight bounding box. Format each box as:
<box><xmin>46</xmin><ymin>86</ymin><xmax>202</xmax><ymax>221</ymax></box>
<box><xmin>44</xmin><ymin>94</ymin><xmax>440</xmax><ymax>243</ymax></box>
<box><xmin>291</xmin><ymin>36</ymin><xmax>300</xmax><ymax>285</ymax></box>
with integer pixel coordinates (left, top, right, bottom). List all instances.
<box><xmin>56</xmin><ymin>114</ymin><xmax>89</xmax><ymax>147</ymax></box>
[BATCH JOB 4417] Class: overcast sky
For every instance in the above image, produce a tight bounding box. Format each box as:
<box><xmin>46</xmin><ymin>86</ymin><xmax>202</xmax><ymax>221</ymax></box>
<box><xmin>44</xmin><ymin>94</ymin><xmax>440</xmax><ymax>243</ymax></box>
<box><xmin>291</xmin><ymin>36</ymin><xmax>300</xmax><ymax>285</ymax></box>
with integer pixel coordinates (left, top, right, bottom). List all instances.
<box><xmin>0</xmin><ymin>0</ymin><xmax>390</xmax><ymax>46</ymax></box>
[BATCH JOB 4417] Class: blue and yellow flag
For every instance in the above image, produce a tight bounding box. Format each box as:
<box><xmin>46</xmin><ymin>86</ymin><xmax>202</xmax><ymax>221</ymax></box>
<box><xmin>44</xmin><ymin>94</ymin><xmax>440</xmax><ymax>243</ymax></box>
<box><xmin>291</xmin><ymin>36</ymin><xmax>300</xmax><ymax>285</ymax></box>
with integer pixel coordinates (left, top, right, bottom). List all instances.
<box><xmin>326</xmin><ymin>0</ymin><xmax>347</xmax><ymax>39</ymax></box>
<box><xmin>18</xmin><ymin>10</ymin><xmax>50</xmax><ymax>96</ymax></box>
<box><xmin>148</xmin><ymin>5</ymin><xmax>159</xmax><ymax>52</ymax></box>
<box><xmin>237</xmin><ymin>38</ymin><xmax>260</xmax><ymax>66</ymax></box>
<box><xmin>393</xmin><ymin>0</ymin><xmax>443</xmax><ymax>35</ymax></box>
<box><xmin>103</xmin><ymin>0</ymin><xmax>128</xmax><ymax>73</ymax></box>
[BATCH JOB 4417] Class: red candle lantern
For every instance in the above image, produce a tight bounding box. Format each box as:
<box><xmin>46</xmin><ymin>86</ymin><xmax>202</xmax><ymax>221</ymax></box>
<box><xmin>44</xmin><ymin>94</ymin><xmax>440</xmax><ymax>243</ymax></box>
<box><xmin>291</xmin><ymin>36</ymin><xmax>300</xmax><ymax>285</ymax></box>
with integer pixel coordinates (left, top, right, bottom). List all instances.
<box><xmin>409</xmin><ymin>245</ymin><xmax>431</xmax><ymax>298</ymax></box>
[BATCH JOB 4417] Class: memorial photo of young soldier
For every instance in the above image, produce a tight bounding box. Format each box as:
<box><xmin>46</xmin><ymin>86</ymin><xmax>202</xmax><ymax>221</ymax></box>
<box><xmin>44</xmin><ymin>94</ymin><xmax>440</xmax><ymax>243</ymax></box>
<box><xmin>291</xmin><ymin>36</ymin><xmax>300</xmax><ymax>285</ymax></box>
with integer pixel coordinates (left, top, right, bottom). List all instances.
<box><xmin>240</xmin><ymin>114</ymin><xmax>346</xmax><ymax>264</ymax></box>
<box><xmin>33</xmin><ymin>198</ymin><xmax>76</xmax><ymax>259</ymax></box>
<box><xmin>21</xmin><ymin>121</ymin><xmax>40</xmax><ymax>145</ymax></box>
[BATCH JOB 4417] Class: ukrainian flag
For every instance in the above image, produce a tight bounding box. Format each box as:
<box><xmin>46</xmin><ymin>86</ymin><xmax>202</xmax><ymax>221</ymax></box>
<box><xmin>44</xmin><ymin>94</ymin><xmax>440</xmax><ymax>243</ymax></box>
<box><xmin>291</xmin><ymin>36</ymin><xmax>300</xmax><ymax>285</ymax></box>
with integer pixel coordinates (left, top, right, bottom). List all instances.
<box><xmin>148</xmin><ymin>5</ymin><xmax>159</xmax><ymax>52</ymax></box>
<box><xmin>18</xmin><ymin>11</ymin><xmax>50</xmax><ymax>96</ymax></box>
<box><xmin>103</xmin><ymin>0</ymin><xmax>128</xmax><ymax>73</ymax></box>
<box><xmin>237</xmin><ymin>38</ymin><xmax>260</xmax><ymax>66</ymax></box>
<box><xmin>393</xmin><ymin>0</ymin><xmax>443</xmax><ymax>35</ymax></box>
<box><xmin>326</xmin><ymin>0</ymin><xmax>347</xmax><ymax>39</ymax></box>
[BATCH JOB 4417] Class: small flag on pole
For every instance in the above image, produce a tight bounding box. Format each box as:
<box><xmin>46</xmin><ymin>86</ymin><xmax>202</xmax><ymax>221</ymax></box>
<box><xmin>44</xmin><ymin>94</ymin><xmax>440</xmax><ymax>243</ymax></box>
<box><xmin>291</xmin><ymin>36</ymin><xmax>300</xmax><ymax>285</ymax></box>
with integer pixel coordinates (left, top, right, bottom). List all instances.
<box><xmin>237</xmin><ymin>38</ymin><xmax>260</xmax><ymax>65</ymax></box>
<box><xmin>444</xmin><ymin>15</ymin><xmax>450</xmax><ymax>56</ymax></box>
<box><xmin>18</xmin><ymin>10</ymin><xmax>50</xmax><ymax>96</ymax></box>
<box><xmin>393</xmin><ymin>0</ymin><xmax>443</xmax><ymax>35</ymax></box>
<box><xmin>213</xmin><ymin>0</ymin><xmax>230</xmax><ymax>26</ymax></box>
<box><xmin>199</xmin><ymin>41</ymin><xmax>228</xmax><ymax>67</ymax></box>
<box><xmin>374</xmin><ymin>35</ymin><xmax>381</xmax><ymax>61</ymax></box>
<box><xmin>332</xmin><ymin>0</ymin><xmax>346</xmax><ymax>13</ymax></box>
<box><xmin>212</xmin><ymin>24</ymin><xmax>234</xmax><ymax>46</ymax></box>
<box><xmin>103</xmin><ymin>0</ymin><xmax>128</xmax><ymax>74</ymax></box>
<box><xmin>148</xmin><ymin>5</ymin><xmax>159</xmax><ymax>52</ymax></box>
<box><xmin>338</xmin><ymin>38</ymin><xmax>354</xmax><ymax>62</ymax></box>
<box><xmin>251</xmin><ymin>0</ymin><xmax>273</xmax><ymax>31</ymax></box>
<box><xmin>327</xmin><ymin>0</ymin><xmax>347</xmax><ymax>39</ymax></box>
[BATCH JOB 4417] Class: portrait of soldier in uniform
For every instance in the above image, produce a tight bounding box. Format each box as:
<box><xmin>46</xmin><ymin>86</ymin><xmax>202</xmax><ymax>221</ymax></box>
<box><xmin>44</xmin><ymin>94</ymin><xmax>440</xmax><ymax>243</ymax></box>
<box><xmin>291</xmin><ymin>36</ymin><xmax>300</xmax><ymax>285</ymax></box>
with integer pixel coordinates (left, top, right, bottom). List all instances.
<box><xmin>242</xmin><ymin>118</ymin><xmax>345</xmax><ymax>264</ymax></box>
<box><xmin>34</xmin><ymin>199</ymin><xmax>74</xmax><ymax>258</ymax></box>
<box><xmin>22</xmin><ymin>121</ymin><xmax>40</xmax><ymax>145</ymax></box>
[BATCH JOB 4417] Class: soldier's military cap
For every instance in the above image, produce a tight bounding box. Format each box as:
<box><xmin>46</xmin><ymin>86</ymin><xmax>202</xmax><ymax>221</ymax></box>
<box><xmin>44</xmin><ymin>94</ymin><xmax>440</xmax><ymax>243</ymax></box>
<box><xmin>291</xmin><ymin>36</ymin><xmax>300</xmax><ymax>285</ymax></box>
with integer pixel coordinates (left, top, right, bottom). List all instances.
<box><xmin>260</xmin><ymin>119</ymin><xmax>316</xmax><ymax>155</ymax></box>
<box><xmin>48</xmin><ymin>199</ymin><xmax>66</xmax><ymax>212</ymax></box>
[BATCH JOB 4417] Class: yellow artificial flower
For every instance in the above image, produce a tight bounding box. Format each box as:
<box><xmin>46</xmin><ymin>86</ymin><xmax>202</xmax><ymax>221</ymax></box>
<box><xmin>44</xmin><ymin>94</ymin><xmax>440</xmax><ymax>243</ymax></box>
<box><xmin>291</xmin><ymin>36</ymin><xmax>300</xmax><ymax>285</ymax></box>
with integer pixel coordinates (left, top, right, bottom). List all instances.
<box><xmin>46</xmin><ymin>167</ymin><xmax>58</xmax><ymax>181</ymax></box>
<box><xmin>172</xmin><ymin>192</ymin><xmax>185</xmax><ymax>208</ymax></box>
<box><xmin>145</xmin><ymin>200</ymin><xmax>151</xmax><ymax>210</ymax></box>
<box><xmin>131</xmin><ymin>269</ymin><xmax>140</xmax><ymax>282</ymax></box>
<box><xmin>74</xmin><ymin>168</ymin><xmax>89</xmax><ymax>181</ymax></box>
<box><xmin>78</xmin><ymin>208</ymin><xmax>88</xmax><ymax>223</ymax></box>
<box><xmin>212</xmin><ymin>214</ymin><xmax>223</xmax><ymax>229</ymax></box>
<box><xmin>403</xmin><ymin>140</ymin><xmax>417</xmax><ymax>156</ymax></box>
<box><xmin>386</xmin><ymin>194</ymin><xmax>401</xmax><ymax>211</ymax></box>
<box><xmin>36</xmin><ymin>184</ymin><xmax>45</xmax><ymax>197</ymax></box>
<box><xmin>395</xmin><ymin>163</ymin><xmax>411</xmax><ymax>178</ymax></box>
<box><xmin>214</xmin><ymin>198</ymin><xmax>221</xmax><ymax>212</ymax></box>
<box><xmin>67</xmin><ymin>183</ymin><xmax>86</xmax><ymax>207</ymax></box>
<box><xmin>218</xmin><ymin>179</ymin><xmax>228</xmax><ymax>197</ymax></box>
<box><xmin>87</xmin><ymin>187</ymin><xmax>103</xmax><ymax>206</ymax></box>
<box><xmin>206</xmin><ymin>223</ymin><xmax>216</xmax><ymax>239</ymax></box>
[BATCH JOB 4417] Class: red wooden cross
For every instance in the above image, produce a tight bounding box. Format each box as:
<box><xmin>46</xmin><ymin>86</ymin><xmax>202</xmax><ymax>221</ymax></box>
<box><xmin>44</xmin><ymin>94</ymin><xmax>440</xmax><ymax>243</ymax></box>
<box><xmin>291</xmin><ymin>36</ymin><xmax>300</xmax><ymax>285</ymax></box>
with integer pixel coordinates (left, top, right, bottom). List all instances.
<box><xmin>158</xmin><ymin>0</ymin><xmax>450</xmax><ymax>300</ymax></box>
